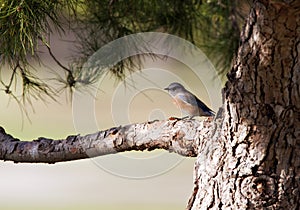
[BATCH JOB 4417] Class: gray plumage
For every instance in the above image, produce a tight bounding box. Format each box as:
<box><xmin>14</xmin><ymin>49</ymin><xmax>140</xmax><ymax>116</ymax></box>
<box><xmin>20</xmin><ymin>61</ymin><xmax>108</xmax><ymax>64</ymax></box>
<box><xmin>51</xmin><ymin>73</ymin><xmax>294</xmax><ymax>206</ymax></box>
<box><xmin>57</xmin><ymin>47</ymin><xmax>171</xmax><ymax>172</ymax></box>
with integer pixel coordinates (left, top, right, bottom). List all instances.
<box><xmin>164</xmin><ymin>82</ymin><xmax>215</xmax><ymax>117</ymax></box>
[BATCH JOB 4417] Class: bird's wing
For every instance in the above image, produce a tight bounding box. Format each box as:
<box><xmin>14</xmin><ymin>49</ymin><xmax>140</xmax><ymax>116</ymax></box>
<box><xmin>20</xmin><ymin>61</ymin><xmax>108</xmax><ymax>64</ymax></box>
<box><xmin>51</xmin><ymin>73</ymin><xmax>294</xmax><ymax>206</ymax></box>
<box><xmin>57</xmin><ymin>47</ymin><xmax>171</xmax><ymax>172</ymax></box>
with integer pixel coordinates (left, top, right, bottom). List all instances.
<box><xmin>194</xmin><ymin>97</ymin><xmax>215</xmax><ymax>115</ymax></box>
<box><xmin>177</xmin><ymin>92</ymin><xmax>215</xmax><ymax>115</ymax></box>
<box><xmin>177</xmin><ymin>93</ymin><xmax>198</xmax><ymax>106</ymax></box>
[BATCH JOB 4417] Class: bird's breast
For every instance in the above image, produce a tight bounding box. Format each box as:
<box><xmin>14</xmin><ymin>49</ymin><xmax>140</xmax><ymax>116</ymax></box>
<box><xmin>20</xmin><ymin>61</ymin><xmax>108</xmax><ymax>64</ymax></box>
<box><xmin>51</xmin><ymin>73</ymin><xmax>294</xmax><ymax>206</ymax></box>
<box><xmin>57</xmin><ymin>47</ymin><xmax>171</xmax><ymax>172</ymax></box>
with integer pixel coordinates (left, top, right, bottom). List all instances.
<box><xmin>173</xmin><ymin>96</ymin><xmax>199</xmax><ymax>116</ymax></box>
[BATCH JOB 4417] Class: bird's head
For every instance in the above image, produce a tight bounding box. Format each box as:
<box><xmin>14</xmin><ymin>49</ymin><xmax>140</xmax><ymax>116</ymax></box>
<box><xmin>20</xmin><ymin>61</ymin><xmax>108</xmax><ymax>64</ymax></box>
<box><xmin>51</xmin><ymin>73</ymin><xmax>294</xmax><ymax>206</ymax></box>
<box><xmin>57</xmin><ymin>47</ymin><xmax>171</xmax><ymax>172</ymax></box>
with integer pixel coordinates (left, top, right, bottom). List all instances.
<box><xmin>164</xmin><ymin>82</ymin><xmax>186</xmax><ymax>96</ymax></box>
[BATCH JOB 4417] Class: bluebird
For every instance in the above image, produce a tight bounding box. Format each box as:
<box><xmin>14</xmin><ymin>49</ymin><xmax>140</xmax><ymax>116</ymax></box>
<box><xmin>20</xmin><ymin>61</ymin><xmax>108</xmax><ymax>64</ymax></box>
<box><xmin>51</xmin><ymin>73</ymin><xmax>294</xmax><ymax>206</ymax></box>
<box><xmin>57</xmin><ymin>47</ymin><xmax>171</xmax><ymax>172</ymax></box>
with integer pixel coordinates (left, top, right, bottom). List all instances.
<box><xmin>164</xmin><ymin>82</ymin><xmax>215</xmax><ymax>117</ymax></box>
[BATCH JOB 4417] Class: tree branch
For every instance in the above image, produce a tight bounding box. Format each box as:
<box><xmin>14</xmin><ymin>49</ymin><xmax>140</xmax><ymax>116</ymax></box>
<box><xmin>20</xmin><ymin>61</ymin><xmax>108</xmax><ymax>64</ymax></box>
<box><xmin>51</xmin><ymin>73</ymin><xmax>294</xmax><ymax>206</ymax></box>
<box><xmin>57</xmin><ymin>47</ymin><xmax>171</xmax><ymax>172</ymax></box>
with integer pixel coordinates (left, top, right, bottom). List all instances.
<box><xmin>0</xmin><ymin>118</ymin><xmax>214</xmax><ymax>164</ymax></box>
<box><xmin>46</xmin><ymin>45</ymin><xmax>72</xmax><ymax>74</ymax></box>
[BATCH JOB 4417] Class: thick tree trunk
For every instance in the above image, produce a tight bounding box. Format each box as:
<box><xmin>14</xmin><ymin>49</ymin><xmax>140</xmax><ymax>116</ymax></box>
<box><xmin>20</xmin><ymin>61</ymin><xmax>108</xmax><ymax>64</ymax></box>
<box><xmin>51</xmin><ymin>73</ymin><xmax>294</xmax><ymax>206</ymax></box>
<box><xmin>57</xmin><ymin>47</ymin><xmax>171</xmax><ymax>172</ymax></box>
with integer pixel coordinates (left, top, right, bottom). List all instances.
<box><xmin>1</xmin><ymin>0</ymin><xmax>299</xmax><ymax>209</ymax></box>
<box><xmin>188</xmin><ymin>0</ymin><xmax>300</xmax><ymax>209</ymax></box>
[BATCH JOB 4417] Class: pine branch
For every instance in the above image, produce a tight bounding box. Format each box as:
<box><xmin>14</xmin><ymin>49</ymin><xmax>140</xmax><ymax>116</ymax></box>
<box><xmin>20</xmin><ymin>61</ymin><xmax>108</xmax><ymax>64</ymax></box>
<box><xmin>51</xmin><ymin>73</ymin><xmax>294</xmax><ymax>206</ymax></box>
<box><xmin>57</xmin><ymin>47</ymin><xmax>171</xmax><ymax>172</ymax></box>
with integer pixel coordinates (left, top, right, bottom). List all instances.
<box><xmin>0</xmin><ymin>118</ymin><xmax>214</xmax><ymax>164</ymax></box>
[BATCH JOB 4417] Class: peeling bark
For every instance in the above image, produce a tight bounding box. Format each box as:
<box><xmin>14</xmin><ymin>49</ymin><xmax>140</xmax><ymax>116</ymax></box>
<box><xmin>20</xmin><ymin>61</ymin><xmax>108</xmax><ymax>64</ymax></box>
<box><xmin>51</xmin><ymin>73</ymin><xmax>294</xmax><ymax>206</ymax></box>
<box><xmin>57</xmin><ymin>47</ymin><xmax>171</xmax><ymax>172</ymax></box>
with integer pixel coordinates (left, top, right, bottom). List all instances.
<box><xmin>0</xmin><ymin>118</ymin><xmax>212</xmax><ymax>163</ymax></box>
<box><xmin>188</xmin><ymin>0</ymin><xmax>300</xmax><ymax>209</ymax></box>
<box><xmin>1</xmin><ymin>0</ymin><xmax>300</xmax><ymax>209</ymax></box>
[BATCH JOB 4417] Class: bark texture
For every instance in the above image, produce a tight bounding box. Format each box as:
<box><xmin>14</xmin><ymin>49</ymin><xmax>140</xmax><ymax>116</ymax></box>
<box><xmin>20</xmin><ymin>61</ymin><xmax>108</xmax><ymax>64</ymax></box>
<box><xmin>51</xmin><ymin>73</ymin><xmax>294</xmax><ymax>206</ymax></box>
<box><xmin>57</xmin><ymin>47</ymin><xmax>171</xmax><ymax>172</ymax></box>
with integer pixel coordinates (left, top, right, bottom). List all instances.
<box><xmin>1</xmin><ymin>0</ymin><xmax>299</xmax><ymax>209</ymax></box>
<box><xmin>188</xmin><ymin>0</ymin><xmax>300</xmax><ymax>209</ymax></box>
<box><xmin>0</xmin><ymin>118</ymin><xmax>212</xmax><ymax>163</ymax></box>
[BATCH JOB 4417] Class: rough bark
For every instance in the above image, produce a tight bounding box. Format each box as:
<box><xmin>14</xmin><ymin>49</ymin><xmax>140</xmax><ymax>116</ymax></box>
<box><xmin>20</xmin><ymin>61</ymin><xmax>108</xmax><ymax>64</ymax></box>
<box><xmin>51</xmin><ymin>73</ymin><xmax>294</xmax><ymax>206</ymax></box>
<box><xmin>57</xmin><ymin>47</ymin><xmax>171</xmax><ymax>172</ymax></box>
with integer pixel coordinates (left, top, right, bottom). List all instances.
<box><xmin>0</xmin><ymin>118</ymin><xmax>213</xmax><ymax>163</ymax></box>
<box><xmin>1</xmin><ymin>0</ymin><xmax>300</xmax><ymax>209</ymax></box>
<box><xmin>188</xmin><ymin>0</ymin><xmax>300</xmax><ymax>209</ymax></box>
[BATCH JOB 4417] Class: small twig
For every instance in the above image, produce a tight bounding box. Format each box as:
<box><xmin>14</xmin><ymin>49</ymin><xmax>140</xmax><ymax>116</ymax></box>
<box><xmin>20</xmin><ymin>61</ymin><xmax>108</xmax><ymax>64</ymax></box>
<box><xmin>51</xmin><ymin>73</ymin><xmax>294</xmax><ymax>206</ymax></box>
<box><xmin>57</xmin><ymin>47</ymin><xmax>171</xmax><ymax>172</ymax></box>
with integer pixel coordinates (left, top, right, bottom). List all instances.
<box><xmin>46</xmin><ymin>45</ymin><xmax>72</xmax><ymax>74</ymax></box>
<box><xmin>7</xmin><ymin>62</ymin><xmax>19</xmax><ymax>89</ymax></box>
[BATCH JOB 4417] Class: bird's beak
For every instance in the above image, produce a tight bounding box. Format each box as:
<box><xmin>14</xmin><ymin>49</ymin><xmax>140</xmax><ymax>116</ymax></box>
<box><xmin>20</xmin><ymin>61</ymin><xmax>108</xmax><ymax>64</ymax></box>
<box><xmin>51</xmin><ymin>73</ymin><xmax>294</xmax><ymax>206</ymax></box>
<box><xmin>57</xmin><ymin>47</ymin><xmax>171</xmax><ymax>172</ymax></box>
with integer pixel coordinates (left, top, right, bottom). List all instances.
<box><xmin>164</xmin><ymin>87</ymin><xmax>169</xmax><ymax>91</ymax></box>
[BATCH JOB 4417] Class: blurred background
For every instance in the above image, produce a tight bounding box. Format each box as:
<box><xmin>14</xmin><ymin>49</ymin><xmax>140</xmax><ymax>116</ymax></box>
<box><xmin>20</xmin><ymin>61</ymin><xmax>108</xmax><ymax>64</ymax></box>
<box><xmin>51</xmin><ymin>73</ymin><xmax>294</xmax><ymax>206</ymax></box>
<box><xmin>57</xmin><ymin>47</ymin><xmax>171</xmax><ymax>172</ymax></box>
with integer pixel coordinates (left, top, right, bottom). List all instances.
<box><xmin>0</xmin><ymin>28</ymin><xmax>222</xmax><ymax>210</ymax></box>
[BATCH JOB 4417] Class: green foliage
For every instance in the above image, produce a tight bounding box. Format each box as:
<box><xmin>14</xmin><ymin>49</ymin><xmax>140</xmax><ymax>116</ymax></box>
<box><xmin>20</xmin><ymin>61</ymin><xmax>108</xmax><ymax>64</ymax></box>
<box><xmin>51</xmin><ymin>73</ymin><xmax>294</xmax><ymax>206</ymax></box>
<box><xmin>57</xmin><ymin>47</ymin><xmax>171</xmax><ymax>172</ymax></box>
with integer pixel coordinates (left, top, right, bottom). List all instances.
<box><xmin>74</xmin><ymin>0</ymin><xmax>249</xmax><ymax>81</ymax></box>
<box><xmin>0</xmin><ymin>0</ymin><xmax>78</xmax><ymax>62</ymax></box>
<box><xmin>0</xmin><ymin>0</ymin><xmax>250</xmax><ymax>102</ymax></box>
<box><xmin>1</xmin><ymin>0</ymin><xmax>55</xmax><ymax>63</ymax></box>
<box><xmin>196</xmin><ymin>0</ymin><xmax>249</xmax><ymax>74</ymax></box>
<box><xmin>0</xmin><ymin>0</ymin><xmax>78</xmax><ymax>102</ymax></box>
